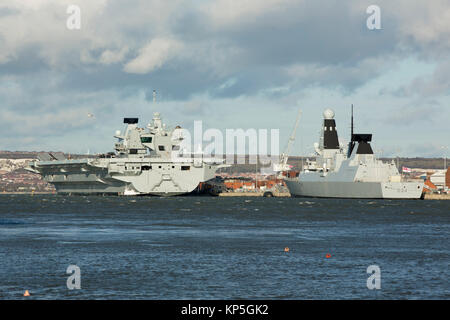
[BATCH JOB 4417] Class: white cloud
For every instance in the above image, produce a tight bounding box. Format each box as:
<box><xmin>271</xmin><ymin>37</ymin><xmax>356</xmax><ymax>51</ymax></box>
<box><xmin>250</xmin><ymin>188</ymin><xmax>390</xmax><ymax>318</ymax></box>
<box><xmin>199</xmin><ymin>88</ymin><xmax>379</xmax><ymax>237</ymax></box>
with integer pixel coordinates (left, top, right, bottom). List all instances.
<box><xmin>0</xmin><ymin>0</ymin><xmax>110</xmax><ymax>68</ymax></box>
<box><xmin>99</xmin><ymin>47</ymin><xmax>129</xmax><ymax>65</ymax></box>
<box><xmin>391</xmin><ymin>0</ymin><xmax>450</xmax><ymax>53</ymax></box>
<box><xmin>123</xmin><ymin>38</ymin><xmax>182</xmax><ymax>74</ymax></box>
<box><xmin>284</xmin><ymin>55</ymin><xmax>400</xmax><ymax>90</ymax></box>
<box><xmin>203</xmin><ymin>0</ymin><xmax>294</xmax><ymax>28</ymax></box>
<box><xmin>0</xmin><ymin>0</ymin><xmax>449</xmax><ymax>156</ymax></box>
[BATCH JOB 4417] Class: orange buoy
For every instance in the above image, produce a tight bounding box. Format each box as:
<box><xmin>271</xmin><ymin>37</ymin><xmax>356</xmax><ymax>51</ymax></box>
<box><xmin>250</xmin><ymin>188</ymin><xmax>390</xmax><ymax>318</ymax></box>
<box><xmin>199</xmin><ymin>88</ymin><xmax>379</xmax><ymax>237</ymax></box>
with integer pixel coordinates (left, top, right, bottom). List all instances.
<box><xmin>284</xmin><ymin>247</ymin><xmax>290</xmax><ymax>252</ymax></box>
<box><xmin>325</xmin><ymin>253</ymin><xmax>332</xmax><ymax>259</ymax></box>
<box><xmin>23</xmin><ymin>290</ymin><xmax>30</xmax><ymax>297</ymax></box>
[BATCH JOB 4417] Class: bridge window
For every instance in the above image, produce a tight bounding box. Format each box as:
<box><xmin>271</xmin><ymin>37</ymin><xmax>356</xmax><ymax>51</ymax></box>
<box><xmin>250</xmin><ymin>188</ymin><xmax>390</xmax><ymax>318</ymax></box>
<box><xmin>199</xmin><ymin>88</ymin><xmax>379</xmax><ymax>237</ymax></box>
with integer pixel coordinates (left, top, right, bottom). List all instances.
<box><xmin>158</xmin><ymin>146</ymin><xmax>165</xmax><ymax>151</ymax></box>
<box><xmin>141</xmin><ymin>137</ymin><xmax>152</xmax><ymax>143</ymax></box>
<box><xmin>181</xmin><ymin>166</ymin><xmax>190</xmax><ymax>171</ymax></box>
<box><xmin>142</xmin><ymin>166</ymin><xmax>151</xmax><ymax>170</ymax></box>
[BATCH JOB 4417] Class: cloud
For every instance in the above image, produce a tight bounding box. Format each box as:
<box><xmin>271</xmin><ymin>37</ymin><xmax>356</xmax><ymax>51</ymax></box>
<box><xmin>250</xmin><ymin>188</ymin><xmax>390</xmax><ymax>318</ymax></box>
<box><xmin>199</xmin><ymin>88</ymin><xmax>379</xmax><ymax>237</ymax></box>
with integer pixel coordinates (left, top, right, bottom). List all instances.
<box><xmin>284</xmin><ymin>55</ymin><xmax>401</xmax><ymax>93</ymax></box>
<box><xmin>123</xmin><ymin>38</ymin><xmax>182</xmax><ymax>74</ymax></box>
<box><xmin>388</xmin><ymin>0</ymin><xmax>450</xmax><ymax>56</ymax></box>
<box><xmin>383</xmin><ymin>102</ymin><xmax>442</xmax><ymax>126</ymax></box>
<box><xmin>203</xmin><ymin>0</ymin><xmax>293</xmax><ymax>28</ymax></box>
<box><xmin>0</xmin><ymin>0</ymin><xmax>446</xmax><ymax>91</ymax></box>
<box><xmin>99</xmin><ymin>47</ymin><xmax>129</xmax><ymax>65</ymax></box>
<box><xmin>0</xmin><ymin>0</ymin><xmax>449</xmax><ymax>156</ymax></box>
<box><xmin>408</xmin><ymin>61</ymin><xmax>450</xmax><ymax>97</ymax></box>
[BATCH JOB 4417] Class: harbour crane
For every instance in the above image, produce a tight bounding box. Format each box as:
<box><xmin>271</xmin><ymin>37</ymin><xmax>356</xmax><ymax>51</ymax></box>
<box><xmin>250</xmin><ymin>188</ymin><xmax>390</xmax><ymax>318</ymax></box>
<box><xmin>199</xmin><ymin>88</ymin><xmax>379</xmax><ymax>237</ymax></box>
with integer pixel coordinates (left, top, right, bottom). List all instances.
<box><xmin>273</xmin><ymin>108</ymin><xmax>302</xmax><ymax>173</ymax></box>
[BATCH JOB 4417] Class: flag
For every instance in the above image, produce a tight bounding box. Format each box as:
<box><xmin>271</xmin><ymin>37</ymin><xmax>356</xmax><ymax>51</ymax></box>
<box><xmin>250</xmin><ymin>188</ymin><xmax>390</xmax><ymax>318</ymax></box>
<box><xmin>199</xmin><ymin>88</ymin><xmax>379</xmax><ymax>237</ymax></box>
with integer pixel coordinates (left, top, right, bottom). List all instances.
<box><xmin>402</xmin><ymin>166</ymin><xmax>412</xmax><ymax>173</ymax></box>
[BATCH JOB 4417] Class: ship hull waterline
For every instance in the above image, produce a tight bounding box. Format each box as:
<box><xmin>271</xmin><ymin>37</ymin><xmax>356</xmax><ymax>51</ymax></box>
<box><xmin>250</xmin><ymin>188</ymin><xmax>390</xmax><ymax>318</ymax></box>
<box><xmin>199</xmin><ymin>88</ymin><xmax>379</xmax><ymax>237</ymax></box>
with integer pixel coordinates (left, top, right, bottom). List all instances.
<box><xmin>285</xmin><ymin>179</ymin><xmax>424</xmax><ymax>199</ymax></box>
<box><xmin>31</xmin><ymin>161</ymin><xmax>217</xmax><ymax>197</ymax></box>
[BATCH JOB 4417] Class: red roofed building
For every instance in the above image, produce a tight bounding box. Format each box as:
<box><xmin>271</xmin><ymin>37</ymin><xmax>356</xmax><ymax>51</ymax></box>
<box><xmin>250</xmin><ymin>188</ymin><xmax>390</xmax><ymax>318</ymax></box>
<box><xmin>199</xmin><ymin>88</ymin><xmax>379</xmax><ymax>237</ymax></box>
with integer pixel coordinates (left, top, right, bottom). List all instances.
<box><xmin>423</xmin><ymin>179</ymin><xmax>438</xmax><ymax>193</ymax></box>
<box><xmin>446</xmin><ymin>167</ymin><xmax>450</xmax><ymax>189</ymax></box>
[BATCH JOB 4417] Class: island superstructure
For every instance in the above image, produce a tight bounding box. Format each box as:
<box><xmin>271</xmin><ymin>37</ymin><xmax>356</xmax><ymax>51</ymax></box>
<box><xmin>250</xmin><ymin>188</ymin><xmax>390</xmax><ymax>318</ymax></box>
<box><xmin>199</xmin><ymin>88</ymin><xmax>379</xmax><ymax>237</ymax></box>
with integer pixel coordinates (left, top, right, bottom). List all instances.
<box><xmin>284</xmin><ymin>108</ymin><xmax>424</xmax><ymax>199</ymax></box>
<box><xmin>27</xmin><ymin>112</ymin><xmax>225</xmax><ymax>196</ymax></box>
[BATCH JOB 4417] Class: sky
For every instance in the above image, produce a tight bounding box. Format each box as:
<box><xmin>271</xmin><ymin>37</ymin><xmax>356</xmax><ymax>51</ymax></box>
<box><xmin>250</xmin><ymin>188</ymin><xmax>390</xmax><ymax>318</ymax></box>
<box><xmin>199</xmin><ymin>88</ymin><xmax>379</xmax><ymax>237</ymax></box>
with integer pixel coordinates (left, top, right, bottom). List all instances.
<box><xmin>0</xmin><ymin>0</ymin><xmax>449</xmax><ymax>157</ymax></box>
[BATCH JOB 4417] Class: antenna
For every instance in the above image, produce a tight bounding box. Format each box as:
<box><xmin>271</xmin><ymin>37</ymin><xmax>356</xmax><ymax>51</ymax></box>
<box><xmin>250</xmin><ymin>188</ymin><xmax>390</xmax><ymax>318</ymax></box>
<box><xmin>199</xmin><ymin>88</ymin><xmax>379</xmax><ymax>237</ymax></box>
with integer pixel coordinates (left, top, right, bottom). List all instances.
<box><xmin>347</xmin><ymin>104</ymin><xmax>355</xmax><ymax>157</ymax></box>
<box><xmin>351</xmin><ymin>104</ymin><xmax>354</xmax><ymax>140</ymax></box>
<box><xmin>153</xmin><ymin>90</ymin><xmax>156</xmax><ymax>104</ymax></box>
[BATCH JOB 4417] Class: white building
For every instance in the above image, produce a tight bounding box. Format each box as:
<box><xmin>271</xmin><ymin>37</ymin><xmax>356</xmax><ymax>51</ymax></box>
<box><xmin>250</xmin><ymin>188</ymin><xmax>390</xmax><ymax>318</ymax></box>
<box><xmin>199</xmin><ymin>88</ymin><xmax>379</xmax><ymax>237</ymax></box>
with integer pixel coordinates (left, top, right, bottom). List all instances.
<box><xmin>430</xmin><ymin>170</ymin><xmax>446</xmax><ymax>189</ymax></box>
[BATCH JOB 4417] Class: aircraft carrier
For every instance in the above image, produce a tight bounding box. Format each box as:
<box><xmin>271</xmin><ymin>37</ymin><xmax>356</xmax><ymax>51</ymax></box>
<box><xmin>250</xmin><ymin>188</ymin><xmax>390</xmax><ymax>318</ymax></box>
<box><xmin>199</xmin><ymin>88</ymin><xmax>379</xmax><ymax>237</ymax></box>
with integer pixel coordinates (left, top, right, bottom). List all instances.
<box><xmin>284</xmin><ymin>108</ymin><xmax>424</xmax><ymax>199</ymax></box>
<box><xmin>26</xmin><ymin>112</ymin><xmax>225</xmax><ymax>196</ymax></box>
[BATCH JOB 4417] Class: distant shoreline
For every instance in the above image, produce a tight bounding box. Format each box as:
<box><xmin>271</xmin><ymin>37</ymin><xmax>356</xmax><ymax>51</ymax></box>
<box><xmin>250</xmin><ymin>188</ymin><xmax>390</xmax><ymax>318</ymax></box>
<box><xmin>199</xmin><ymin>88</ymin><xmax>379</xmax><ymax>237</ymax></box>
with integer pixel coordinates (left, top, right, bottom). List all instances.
<box><xmin>1</xmin><ymin>192</ymin><xmax>54</xmax><ymax>195</ymax></box>
<box><xmin>1</xmin><ymin>152</ymin><xmax>449</xmax><ymax>170</ymax></box>
<box><xmin>1</xmin><ymin>191</ymin><xmax>449</xmax><ymax>200</ymax></box>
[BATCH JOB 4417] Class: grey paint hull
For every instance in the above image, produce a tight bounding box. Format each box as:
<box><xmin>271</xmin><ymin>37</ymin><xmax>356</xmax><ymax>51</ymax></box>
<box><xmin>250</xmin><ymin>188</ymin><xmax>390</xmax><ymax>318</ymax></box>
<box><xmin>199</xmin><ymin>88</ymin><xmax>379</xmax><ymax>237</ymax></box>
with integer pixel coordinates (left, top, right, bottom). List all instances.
<box><xmin>48</xmin><ymin>177</ymin><xmax>202</xmax><ymax>196</ymax></box>
<box><xmin>285</xmin><ymin>180</ymin><xmax>423</xmax><ymax>199</ymax></box>
<box><xmin>28</xmin><ymin>159</ymin><xmax>217</xmax><ymax>197</ymax></box>
<box><xmin>52</xmin><ymin>181</ymin><xmax>127</xmax><ymax>195</ymax></box>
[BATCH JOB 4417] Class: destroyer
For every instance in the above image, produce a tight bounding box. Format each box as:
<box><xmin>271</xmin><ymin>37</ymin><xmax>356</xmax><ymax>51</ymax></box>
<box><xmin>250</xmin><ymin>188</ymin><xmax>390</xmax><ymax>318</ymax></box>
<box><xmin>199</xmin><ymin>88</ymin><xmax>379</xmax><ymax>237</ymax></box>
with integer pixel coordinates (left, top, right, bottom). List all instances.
<box><xmin>285</xmin><ymin>107</ymin><xmax>424</xmax><ymax>199</ymax></box>
<box><xmin>27</xmin><ymin>112</ymin><xmax>225</xmax><ymax>196</ymax></box>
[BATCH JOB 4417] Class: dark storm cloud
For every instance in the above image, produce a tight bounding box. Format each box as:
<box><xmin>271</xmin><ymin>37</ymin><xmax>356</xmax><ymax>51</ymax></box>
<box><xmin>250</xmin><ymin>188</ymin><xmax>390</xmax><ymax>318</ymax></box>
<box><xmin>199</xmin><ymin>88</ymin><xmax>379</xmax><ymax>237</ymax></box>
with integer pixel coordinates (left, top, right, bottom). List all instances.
<box><xmin>0</xmin><ymin>0</ymin><xmax>449</xmax><ymax>155</ymax></box>
<box><xmin>1</xmin><ymin>1</ymin><xmax>402</xmax><ymax>97</ymax></box>
<box><xmin>214</xmin><ymin>2</ymin><xmax>398</xmax><ymax>66</ymax></box>
<box><xmin>152</xmin><ymin>0</ymin><xmax>402</xmax><ymax>98</ymax></box>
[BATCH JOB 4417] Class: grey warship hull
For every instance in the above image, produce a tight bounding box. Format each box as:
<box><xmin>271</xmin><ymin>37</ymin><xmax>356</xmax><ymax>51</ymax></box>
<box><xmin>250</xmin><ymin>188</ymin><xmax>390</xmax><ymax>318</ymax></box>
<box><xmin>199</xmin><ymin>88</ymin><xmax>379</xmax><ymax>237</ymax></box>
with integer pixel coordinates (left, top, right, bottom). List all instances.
<box><xmin>30</xmin><ymin>158</ymin><xmax>219</xmax><ymax>196</ymax></box>
<box><xmin>285</xmin><ymin>180</ymin><xmax>423</xmax><ymax>199</ymax></box>
<box><xmin>40</xmin><ymin>160</ymin><xmax>126</xmax><ymax>195</ymax></box>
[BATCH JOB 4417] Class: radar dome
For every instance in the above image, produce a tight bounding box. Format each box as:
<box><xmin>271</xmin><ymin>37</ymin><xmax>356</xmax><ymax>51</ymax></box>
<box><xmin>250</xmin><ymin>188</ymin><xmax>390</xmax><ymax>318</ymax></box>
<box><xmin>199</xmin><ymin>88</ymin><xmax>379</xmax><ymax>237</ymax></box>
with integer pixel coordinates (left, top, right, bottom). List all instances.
<box><xmin>323</xmin><ymin>108</ymin><xmax>335</xmax><ymax>119</ymax></box>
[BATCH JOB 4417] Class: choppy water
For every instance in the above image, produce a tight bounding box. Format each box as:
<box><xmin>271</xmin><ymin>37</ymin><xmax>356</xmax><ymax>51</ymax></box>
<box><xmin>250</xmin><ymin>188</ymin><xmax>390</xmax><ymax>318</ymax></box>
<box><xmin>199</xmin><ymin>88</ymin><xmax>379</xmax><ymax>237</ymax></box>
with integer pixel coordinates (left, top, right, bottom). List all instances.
<box><xmin>0</xmin><ymin>195</ymin><xmax>448</xmax><ymax>299</ymax></box>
